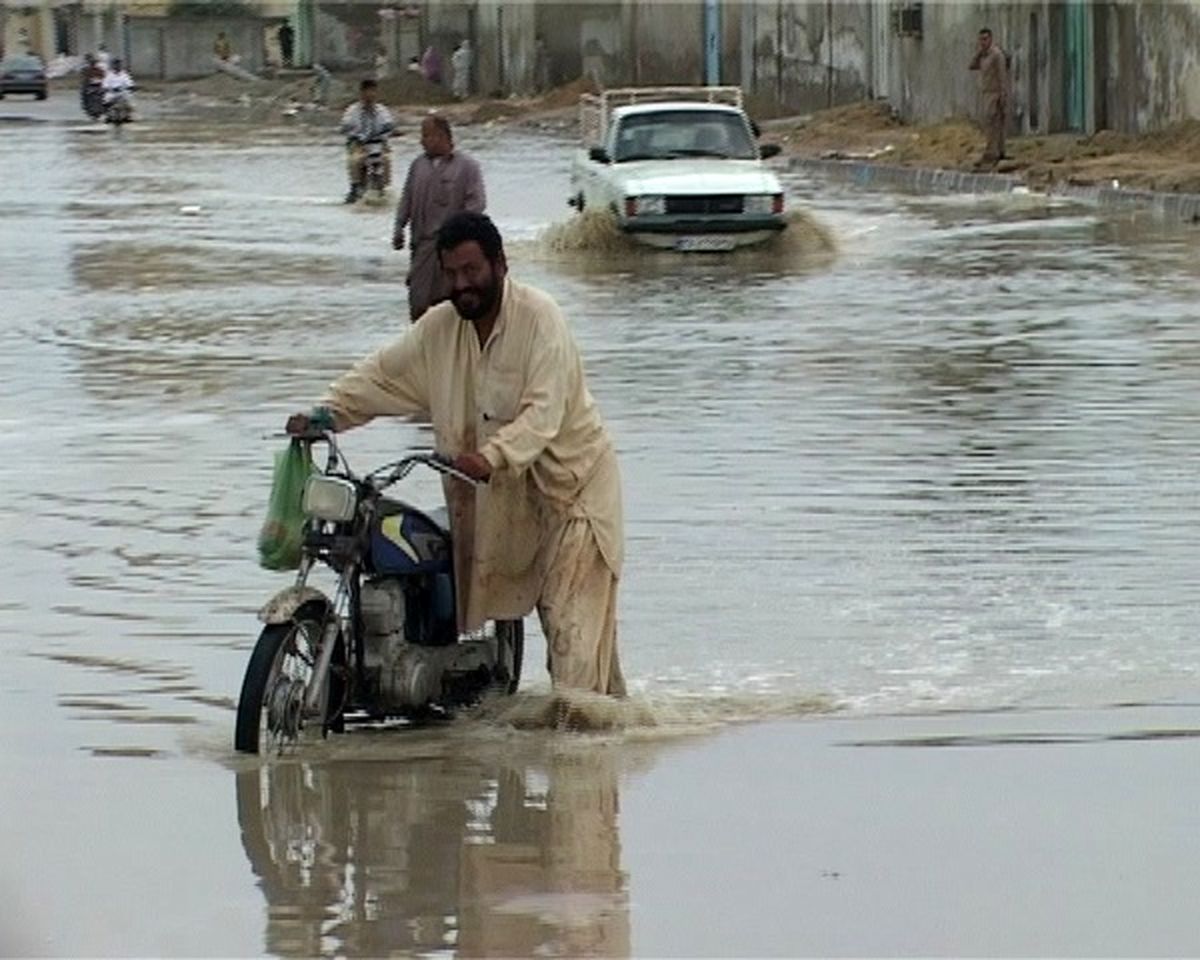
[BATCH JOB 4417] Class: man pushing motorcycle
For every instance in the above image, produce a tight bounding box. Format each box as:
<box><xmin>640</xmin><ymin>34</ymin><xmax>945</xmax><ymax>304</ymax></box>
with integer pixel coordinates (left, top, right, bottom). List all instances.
<box><xmin>286</xmin><ymin>212</ymin><xmax>626</xmax><ymax>697</ymax></box>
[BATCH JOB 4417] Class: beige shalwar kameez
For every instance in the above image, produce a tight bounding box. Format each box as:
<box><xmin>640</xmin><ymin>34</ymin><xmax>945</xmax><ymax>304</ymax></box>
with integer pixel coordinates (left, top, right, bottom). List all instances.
<box><xmin>969</xmin><ymin>45</ymin><xmax>1008</xmax><ymax>164</ymax></box>
<box><xmin>393</xmin><ymin>152</ymin><xmax>486</xmax><ymax>321</ymax></box>
<box><xmin>320</xmin><ymin>277</ymin><xmax>626</xmax><ymax>696</ymax></box>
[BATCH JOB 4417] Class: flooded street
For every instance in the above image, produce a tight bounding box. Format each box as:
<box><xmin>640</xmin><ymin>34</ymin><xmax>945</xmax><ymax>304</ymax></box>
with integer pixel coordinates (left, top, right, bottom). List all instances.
<box><xmin>3</xmin><ymin>92</ymin><xmax>1200</xmax><ymax>956</ymax></box>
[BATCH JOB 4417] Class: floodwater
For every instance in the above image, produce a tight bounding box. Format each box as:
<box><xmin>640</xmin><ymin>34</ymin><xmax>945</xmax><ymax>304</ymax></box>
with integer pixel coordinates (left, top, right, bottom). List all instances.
<box><xmin>3</xmin><ymin>92</ymin><xmax>1200</xmax><ymax>956</ymax></box>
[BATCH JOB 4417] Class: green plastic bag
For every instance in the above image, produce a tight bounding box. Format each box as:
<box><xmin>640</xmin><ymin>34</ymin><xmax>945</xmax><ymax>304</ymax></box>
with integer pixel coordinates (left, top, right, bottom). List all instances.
<box><xmin>257</xmin><ymin>440</ymin><xmax>315</xmax><ymax>571</ymax></box>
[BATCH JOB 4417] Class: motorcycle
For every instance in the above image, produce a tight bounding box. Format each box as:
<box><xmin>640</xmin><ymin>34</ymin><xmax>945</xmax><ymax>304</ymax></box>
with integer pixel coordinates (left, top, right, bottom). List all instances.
<box><xmin>347</xmin><ymin>136</ymin><xmax>390</xmax><ymax>203</ymax></box>
<box><xmin>234</xmin><ymin>432</ymin><xmax>524</xmax><ymax>755</ymax></box>
<box><xmin>362</xmin><ymin>139</ymin><xmax>389</xmax><ymax>195</ymax></box>
<box><xmin>104</xmin><ymin>89</ymin><xmax>133</xmax><ymax>126</ymax></box>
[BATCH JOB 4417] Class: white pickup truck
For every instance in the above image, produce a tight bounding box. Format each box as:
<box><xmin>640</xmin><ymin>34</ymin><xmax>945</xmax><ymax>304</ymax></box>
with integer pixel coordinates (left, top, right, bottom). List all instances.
<box><xmin>568</xmin><ymin>86</ymin><xmax>786</xmax><ymax>252</ymax></box>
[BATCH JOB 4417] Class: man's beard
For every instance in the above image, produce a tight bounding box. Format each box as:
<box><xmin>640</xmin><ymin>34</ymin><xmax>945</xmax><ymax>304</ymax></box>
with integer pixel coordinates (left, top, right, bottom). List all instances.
<box><xmin>452</xmin><ymin>274</ymin><xmax>501</xmax><ymax>321</ymax></box>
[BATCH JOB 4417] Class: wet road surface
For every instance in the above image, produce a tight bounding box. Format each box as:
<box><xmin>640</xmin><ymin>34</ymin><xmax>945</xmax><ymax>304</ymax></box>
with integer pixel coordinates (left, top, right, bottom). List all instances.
<box><xmin>3</xmin><ymin>89</ymin><xmax>1200</xmax><ymax>955</ymax></box>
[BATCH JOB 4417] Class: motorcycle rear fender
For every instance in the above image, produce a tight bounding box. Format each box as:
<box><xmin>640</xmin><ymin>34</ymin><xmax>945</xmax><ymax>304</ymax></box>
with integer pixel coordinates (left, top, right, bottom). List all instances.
<box><xmin>258</xmin><ymin>585</ymin><xmax>332</xmax><ymax>624</ymax></box>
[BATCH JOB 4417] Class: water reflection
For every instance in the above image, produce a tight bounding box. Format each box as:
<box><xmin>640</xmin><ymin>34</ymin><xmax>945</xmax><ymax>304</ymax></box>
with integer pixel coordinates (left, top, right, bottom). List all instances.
<box><xmin>236</xmin><ymin>739</ymin><xmax>631</xmax><ymax>958</ymax></box>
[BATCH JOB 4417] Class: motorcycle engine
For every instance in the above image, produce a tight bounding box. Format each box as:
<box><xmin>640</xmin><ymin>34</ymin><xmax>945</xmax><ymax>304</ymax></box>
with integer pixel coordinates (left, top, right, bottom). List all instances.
<box><xmin>359</xmin><ymin>579</ymin><xmax>494</xmax><ymax>711</ymax></box>
<box><xmin>359</xmin><ymin>579</ymin><xmax>407</xmax><ymax>673</ymax></box>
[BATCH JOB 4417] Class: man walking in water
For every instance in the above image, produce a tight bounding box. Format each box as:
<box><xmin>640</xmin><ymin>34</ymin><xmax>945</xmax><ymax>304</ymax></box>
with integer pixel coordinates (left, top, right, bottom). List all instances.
<box><xmin>969</xmin><ymin>27</ymin><xmax>1008</xmax><ymax>168</ymax></box>
<box><xmin>392</xmin><ymin>114</ymin><xmax>486</xmax><ymax>321</ymax></box>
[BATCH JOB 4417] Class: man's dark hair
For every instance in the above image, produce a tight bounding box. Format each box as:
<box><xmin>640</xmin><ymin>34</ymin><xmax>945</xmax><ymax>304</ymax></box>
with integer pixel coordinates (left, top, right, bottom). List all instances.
<box><xmin>437</xmin><ymin>212</ymin><xmax>505</xmax><ymax>263</ymax></box>
<box><xmin>360</xmin><ymin>77</ymin><xmax>378</xmax><ymax>91</ymax></box>
<box><xmin>425</xmin><ymin>113</ymin><xmax>452</xmax><ymax>138</ymax></box>
<box><xmin>979</xmin><ymin>27</ymin><xmax>993</xmax><ymax>37</ymax></box>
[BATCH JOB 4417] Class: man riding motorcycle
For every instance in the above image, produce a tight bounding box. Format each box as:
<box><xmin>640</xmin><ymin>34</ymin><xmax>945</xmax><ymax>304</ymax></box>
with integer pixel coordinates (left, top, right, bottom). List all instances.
<box><xmin>80</xmin><ymin>53</ymin><xmax>106</xmax><ymax>119</ymax></box>
<box><xmin>101</xmin><ymin>58</ymin><xmax>135</xmax><ymax>123</ymax></box>
<box><xmin>339</xmin><ymin>77</ymin><xmax>395</xmax><ymax>203</ymax></box>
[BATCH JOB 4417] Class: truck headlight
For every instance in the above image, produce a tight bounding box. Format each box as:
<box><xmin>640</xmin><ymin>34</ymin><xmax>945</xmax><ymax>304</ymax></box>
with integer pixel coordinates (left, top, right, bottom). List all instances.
<box><xmin>302</xmin><ymin>475</ymin><xmax>357</xmax><ymax>522</ymax></box>
<box><xmin>625</xmin><ymin>195</ymin><xmax>665</xmax><ymax>217</ymax></box>
<box><xmin>745</xmin><ymin>194</ymin><xmax>784</xmax><ymax>215</ymax></box>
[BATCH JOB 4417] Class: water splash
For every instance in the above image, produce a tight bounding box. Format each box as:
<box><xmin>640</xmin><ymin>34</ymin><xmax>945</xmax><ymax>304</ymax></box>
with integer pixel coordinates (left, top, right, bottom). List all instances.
<box><xmin>467</xmin><ymin>688</ymin><xmax>838</xmax><ymax>740</ymax></box>
<box><xmin>531</xmin><ymin>207</ymin><xmax>838</xmax><ymax>270</ymax></box>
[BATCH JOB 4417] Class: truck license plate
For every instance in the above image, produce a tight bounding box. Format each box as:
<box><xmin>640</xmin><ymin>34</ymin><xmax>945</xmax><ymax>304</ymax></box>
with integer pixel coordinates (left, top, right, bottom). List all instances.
<box><xmin>674</xmin><ymin>235</ymin><xmax>737</xmax><ymax>252</ymax></box>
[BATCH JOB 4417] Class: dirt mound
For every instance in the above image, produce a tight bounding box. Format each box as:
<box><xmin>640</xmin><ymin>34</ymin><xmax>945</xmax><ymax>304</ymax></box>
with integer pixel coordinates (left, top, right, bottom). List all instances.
<box><xmin>806</xmin><ymin>99</ymin><xmax>904</xmax><ymax>134</ymax></box>
<box><xmin>375</xmin><ymin>72</ymin><xmax>456</xmax><ymax>107</ymax></box>
<box><xmin>1137</xmin><ymin>118</ymin><xmax>1200</xmax><ymax>155</ymax></box>
<box><xmin>535</xmin><ymin>76</ymin><xmax>598</xmax><ymax>110</ymax></box>
<box><xmin>888</xmin><ymin>120</ymin><xmax>983</xmax><ymax>167</ymax></box>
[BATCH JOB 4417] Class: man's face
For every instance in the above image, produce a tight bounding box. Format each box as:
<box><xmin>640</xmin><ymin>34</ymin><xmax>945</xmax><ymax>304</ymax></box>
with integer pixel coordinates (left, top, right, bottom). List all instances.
<box><xmin>979</xmin><ymin>31</ymin><xmax>992</xmax><ymax>51</ymax></box>
<box><xmin>362</xmin><ymin>87</ymin><xmax>378</xmax><ymax>107</ymax></box>
<box><xmin>421</xmin><ymin>119</ymin><xmax>450</xmax><ymax>157</ymax></box>
<box><xmin>442</xmin><ymin>241</ymin><xmax>504</xmax><ymax>321</ymax></box>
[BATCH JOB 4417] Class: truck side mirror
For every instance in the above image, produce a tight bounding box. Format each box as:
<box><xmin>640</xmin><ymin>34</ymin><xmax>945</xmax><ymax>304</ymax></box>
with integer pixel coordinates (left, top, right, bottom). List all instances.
<box><xmin>759</xmin><ymin>143</ymin><xmax>782</xmax><ymax>159</ymax></box>
<box><xmin>588</xmin><ymin>146</ymin><xmax>611</xmax><ymax>164</ymax></box>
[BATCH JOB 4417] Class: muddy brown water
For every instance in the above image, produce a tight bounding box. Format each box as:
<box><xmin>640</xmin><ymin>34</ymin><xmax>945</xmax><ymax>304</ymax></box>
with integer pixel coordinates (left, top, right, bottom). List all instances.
<box><xmin>3</xmin><ymin>95</ymin><xmax>1200</xmax><ymax>955</ymax></box>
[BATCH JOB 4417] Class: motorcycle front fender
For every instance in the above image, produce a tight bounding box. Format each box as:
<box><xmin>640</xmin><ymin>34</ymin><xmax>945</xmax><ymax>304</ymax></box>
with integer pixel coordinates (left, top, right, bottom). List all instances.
<box><xmin>258</xmin><ymin>585</ymin><xmax>331</xmax><ymax>625</ymax></box>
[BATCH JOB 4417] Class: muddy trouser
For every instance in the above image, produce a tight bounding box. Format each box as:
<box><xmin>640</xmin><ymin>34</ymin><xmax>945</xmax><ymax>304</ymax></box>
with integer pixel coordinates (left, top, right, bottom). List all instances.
<box><xmin>345</xmin><ymin>142</ymin><xmax>391</xmax><ymax>188</ymax></box>
<box><xmin>981</xmin><ymin>94</ymin><xmax>1006</xmax><ymax>162</ymax></box>
<box><xmin>536</xmin><ymin>518</ymin><xmax>626</xmax><ymax>697</ymax></box>
<box><xmin>406</xmin><ymin>238</ymin><xmax>451</xmax><ymax>321</ymax></box>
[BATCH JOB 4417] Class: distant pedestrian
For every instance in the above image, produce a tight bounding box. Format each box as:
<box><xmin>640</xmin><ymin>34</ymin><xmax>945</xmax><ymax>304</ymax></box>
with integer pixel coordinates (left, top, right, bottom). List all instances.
<box><xmin>419</xmin><ymin>45</ymin><xmax>442</xmax><ymax>85</ymax></box>
<box><xmin>968</xmin><ymin>27</ymin><xmax>1008</xmax><ymax>168</ymax></box>
<box><xmin>392</xmin><ymin>114</ymin><xmax>486</xmax><ymax>321</ymax></box>
<box><xmin>450</xmin><ymin>39</ymin><xmax>471</xmax><ymax>100</ymax></box>
<box><xmin>214</xmin><ymin>31</ymin><xmax>232</xmax><ymax>62</ymax></box>
<box><xmin>277</xmin><ymin>21</ymin><xmax>294</xmax><ymax>67</ymax></box>
<box><xmin>534</xmin><ymin>35</ymin><xmax>551</xmax><ymax>93</ymax></box>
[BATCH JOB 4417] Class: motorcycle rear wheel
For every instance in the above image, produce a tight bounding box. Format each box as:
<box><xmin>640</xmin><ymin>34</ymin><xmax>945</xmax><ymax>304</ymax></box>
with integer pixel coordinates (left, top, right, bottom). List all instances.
<box><xmin>234</xmin><ymin>607</ymin><xmax>345</xmax><ymax>755</ymax></box>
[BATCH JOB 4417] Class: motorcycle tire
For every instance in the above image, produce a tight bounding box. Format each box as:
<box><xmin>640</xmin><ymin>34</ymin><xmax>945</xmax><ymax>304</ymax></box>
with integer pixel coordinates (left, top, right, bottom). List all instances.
<box><xmin>234</xmin><ymin>605</ymin><xmax>345</xmax><ymax>754</ymax></box>
<box><xmin>493</xmin><ymin>619</ymin><xmax>524</xmax><ymax>695</ymax></box>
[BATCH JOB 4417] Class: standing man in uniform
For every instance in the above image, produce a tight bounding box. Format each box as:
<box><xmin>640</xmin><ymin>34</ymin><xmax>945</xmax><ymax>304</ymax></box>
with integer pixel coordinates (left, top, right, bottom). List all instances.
<box><xmin>288</xmin><ymin>212</ymin><xmax>626</xmax><ymax>698</ymax></box>
<box><xmin>969</xmin><ymin>27</ymin><xmax>1008</xmax><ymax>168</ymax></box>
<box><xmin>393</xmin><ymin>114</ymin><xmax>486</xmax><ymax>321</ymax></box>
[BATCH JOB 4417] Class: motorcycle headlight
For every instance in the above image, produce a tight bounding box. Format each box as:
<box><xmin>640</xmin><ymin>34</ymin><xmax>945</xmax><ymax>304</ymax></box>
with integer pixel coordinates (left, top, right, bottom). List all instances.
<box><xmin>302</xmin><ymin>475</ymin><xmax>357</xmax><ymax>522</ymax></box>
<box><xmin>744</xmin><ymin>194</ymin><xmax>781</xmax><ymax>215</ymax></box>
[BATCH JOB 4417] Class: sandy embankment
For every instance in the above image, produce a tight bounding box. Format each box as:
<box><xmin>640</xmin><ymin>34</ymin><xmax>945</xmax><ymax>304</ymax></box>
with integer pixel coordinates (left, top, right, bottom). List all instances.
<box><xmin>766</xmin><ymin>99</ymin><xmax>1200</xmax><ymax>194</ymax></box>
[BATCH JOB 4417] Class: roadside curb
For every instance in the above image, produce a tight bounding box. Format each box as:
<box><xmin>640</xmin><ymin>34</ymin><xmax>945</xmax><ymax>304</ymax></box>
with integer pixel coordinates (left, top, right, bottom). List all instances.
<box><xmin>788</xmin><ymin>156</ymin><xmax>1200</xmax><ymax>224</ymax></box>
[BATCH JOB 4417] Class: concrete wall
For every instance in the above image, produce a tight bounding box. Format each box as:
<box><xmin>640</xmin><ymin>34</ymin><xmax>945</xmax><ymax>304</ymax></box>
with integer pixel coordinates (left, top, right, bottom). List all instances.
<box><xmin>286</xmin><ymin>0</ymin><xmax>1200</xmax><ymax>138</ymax></box>
<box><xmin>1124</xmin><ymin>2</ymin><xmax>1200</xmax><ymax>130</ymax></box>
<box><xmin>631</xmin><ymin>1</ymin><xmax>704</xmax><ymax>84</ymax></box>
<box><xmin>128</xmin><ymin>16</ymin><xmax>268</xmax><ymax>80</ymax></box>
<box><xmin>887</xmin><ymin>1</ymin><xmax>1200</xmax><ymax>137</ymax></box>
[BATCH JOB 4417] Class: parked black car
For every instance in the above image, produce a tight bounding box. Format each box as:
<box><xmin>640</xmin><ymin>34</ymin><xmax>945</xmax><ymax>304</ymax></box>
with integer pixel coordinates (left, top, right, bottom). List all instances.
<box><xmin>0</xmin><ymin>54</ymin><xmax>49</xmax><ymax>100</ymax></box>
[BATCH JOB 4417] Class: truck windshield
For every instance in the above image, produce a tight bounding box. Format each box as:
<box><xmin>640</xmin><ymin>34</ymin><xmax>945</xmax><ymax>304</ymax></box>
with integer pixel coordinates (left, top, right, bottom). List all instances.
<box><xmin>612</xmin><ymin>110</ymin><xmax>757</xmax><ymax>162</ymax></box>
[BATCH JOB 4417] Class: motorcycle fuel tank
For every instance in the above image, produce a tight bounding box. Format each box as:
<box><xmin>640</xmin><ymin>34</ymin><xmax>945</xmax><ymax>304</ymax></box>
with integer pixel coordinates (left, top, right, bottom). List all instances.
<box><xmin>369</xmin><ymin>504</ymin><xmax>450</xmax><ymax>575</ymax></box>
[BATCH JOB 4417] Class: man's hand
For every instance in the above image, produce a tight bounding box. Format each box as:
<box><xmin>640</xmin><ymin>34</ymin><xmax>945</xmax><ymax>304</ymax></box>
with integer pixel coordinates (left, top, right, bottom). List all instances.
<box><xmin>285</xmin><ymin>408</ymin><xmax>334</xmax><ymax>436</ymax></box>
<box><xmin>392</xmin><ymin>230</ymin><xmax>406</xmax><ymax>250</ymax></box>
<box><xmin>285</xmin><ymin>412</ymin><xmax>313</xmax><ymax>436</ymax></box>
<box><xmin>452</xmin><ymin>452</ymin><xmax>492</xmax><ymax>482</ymax></box>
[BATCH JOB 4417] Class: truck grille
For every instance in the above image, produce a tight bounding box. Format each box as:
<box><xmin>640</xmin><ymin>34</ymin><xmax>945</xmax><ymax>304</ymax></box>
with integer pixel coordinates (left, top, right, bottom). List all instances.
<box><xmin>664</xmin><ymin>194</ymin><xmax>745</xmax><ymax>215</ymax></box>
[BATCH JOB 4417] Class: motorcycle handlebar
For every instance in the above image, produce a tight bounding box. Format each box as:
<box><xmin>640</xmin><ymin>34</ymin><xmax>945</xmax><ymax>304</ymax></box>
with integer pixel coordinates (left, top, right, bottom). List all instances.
<box><xmin>379</xmin><ymin>451</ymin><xmax>482</xmax><ymax>487</ymax></box>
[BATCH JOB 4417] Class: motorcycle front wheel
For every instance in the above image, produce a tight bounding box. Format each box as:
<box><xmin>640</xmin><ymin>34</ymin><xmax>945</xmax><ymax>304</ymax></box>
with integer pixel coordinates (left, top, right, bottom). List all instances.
<box><xmin>234</xmin><ymin>607</ymin><xmax>345</xmax><ymax>755</ymax></box>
